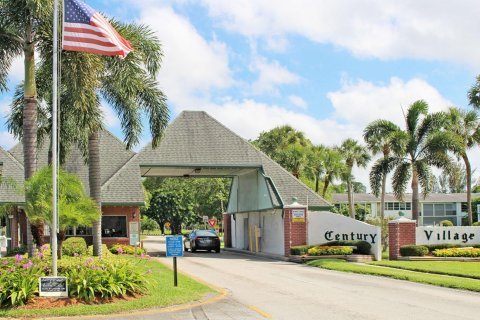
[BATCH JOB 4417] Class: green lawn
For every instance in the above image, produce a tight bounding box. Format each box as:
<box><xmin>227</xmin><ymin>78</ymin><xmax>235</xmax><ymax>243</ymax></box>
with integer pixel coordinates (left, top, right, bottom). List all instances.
<box><xmin>0</xmin><ymin>255</ymin><xmax>213</xmax><ymax>318</ymax></box>
<box><xmin>307</xmin><ymin>259</ymin><xmax>480</xmax><ymax>292</ymax></box>
<box><xmin>370</xmin><ymin>260</ymin><xmax>480</xmax><ymax>279</ymax></box>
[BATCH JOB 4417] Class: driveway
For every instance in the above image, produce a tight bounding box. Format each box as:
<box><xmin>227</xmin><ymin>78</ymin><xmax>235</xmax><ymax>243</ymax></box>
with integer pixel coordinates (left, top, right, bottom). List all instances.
<box><xmin>144</xmin><ymin>236</ymin><xmax>480</xmax><ymax>320</ymax></box>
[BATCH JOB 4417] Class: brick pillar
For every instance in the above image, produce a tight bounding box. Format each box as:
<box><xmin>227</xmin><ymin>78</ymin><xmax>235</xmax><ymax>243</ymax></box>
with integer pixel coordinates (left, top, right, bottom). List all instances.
<box><xmin>18</xmin><ymin>210</ymin><xmax>27</xmax><ymax>246</ymax></box>
<box><xmin>223</xmin><ymin>214</ymin><xmax>232</xmax><ymax>248</ymax></box>
<box><xmin>283</xmin><ymin>199</ymin><xmax>308</xmax><ymax>256</ymax></box>
<box><xmin>388</xmin><ymin>217</ymin><xmax>416</xmax><ymax>260</ymax></box>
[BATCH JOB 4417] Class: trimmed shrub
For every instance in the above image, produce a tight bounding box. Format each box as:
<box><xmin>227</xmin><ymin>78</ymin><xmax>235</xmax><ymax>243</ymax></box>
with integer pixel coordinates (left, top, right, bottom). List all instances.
<box><xmin>440</xmin><ymin>220</ymin><xmax>454</xmax><ymax>227</ymax></box>
<box><xmin>307</xmin><ymin>246</ymin><xmax>353</xmax><ymax>256</ymax></box>
<box><xmin>291</xmin><ymin>245</ymin><xmax>315</xmax><ymax>255</ymax></box>
<box><xmin>87</xmin><ymin>244</ymin><xmax>113</xmax><ymax>257</ymax></box>
<box><xmin>473</xmin><ymin>222</ymin><xmax>480</xmax><ymax>226</ymax></box>
<box><xmin>324</xmin><ymin>241</ymin><xmax>372</xmax><ymax>254</ymax></box>
<box><xmin>432</xmin><ymin>248</ymin><xmax>480</xmax><ymax>257</ymax></box>
<box><xmin>62</xmin><ymin>237</ymin><xmax>88</xmax><ymax>256</ymax></box>
<box><xmin>109</xmin><ymin>244</ymin><xmax>146</xmax><ymax>255</ymax></box>
<box><xmin>6</xmin><ymin>245</ymin><xmax>27</xmax><ymax>256</ymax></box>
<box><xmin>400</xmin><ymin>245</ymin><xmax>428</xmax><ymax>256</ymax></box>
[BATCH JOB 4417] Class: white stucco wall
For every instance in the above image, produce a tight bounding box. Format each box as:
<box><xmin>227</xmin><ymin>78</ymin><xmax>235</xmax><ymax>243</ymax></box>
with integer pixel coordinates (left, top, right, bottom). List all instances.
<box><xmin>416</xmin><ymin>226</ymin><xmax>480</xmax><ymax>245</ymax></box>
<box><xmin>260</xmin><ymin>210</ymin><xmax>284</xmax><ymax>255</ymax></box>
<box><xmin>308</xmin><ymin>211</ymin><xmax>381</xmax><ymax>260</ymax></box>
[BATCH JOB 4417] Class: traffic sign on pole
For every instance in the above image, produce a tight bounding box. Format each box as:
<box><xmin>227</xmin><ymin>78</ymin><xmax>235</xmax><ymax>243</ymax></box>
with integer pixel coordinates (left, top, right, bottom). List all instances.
<box><xmin>208</xmin><ymin>219</ymin><xmax>216</xmax><ymax>227</ymax></box>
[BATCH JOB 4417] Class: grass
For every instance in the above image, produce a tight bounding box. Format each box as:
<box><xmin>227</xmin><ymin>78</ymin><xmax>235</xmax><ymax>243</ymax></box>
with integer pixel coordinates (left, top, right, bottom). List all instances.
<box><xmin>370</xmin><ymin>260</ymin><xmax>480</xmax><ymax>279</ymax></box>
<box><xmin>307</xmin><ymin>259</ymin><xmax>480</xmax><ymax>292</ymax></box>
<box><xmin>0</xmin><ymin>255</ymin><xmax>213</xmax><ymax>318</ymax></box>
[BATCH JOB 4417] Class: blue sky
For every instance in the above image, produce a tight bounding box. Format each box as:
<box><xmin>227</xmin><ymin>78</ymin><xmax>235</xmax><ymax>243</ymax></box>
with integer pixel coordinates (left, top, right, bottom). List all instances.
<box><xmin>1</xmin><ymin>0</ymin><xmax>480</xmax><ymax>188</ymax></box>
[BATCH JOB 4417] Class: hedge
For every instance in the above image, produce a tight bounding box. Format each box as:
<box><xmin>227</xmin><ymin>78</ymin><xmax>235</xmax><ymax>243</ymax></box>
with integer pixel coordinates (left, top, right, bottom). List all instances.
<box><xmin>62</xmin><ymin>237</ymin><xmax>88</xmax><ymax>256</ymax></box>
<box><xmin>109</xmin><ymin>244</ymin><xmax>146</xmax><ymax>255</ymax></box>
<box><xmin>324</xmin><ymin>241</ymin><xmax>372</xmax><ymax>254</ymax></box>
<box><xmin>400</xmin><ymin>245</ymin><xmax>428</xmax><ymax>256</ymax></box>
<box><xmin>307</xmin><ymin>246</ymin><xmax>353</xmax><ymax>256</ymax></box>
<box><xmin>432</xmin><ymin>248</ymin><xmax>480</xmax><ymax>257</ymax></box>
<box><xmin>291</xmin><ymin>245</ymin><xmax>315</xmax><ymax>255</ymax></box>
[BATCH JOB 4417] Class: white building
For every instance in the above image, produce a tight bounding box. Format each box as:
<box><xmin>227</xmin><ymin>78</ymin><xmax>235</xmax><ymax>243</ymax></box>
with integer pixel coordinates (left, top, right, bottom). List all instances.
<box><xmin>332</xmin><ymin>193</ymin><xmax>480</xmax><ymax>226</ymax></box>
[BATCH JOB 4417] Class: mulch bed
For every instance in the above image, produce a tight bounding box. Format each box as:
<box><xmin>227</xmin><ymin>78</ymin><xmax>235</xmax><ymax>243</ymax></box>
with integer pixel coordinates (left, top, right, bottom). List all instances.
<box><xmin>18</xmin><ymin>293</ymin><xmax>140</xmax><ymax>310</ymax></box>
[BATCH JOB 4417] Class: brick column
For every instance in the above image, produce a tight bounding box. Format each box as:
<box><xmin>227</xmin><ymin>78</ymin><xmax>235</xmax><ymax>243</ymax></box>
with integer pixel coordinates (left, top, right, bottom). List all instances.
<box><xmin>283</xmin><ymin>199</ymin><xmax>308</xmax><ymax>256</ymax></box>
<box><xmin>223</xmin><ymin>214</ymin><xmax>232</xmax><ymax>248</ymax></box>
<box><xmin>10</xmin><ymin>209</ymin><xmax>18</xmax><ymax>249</ymax></box>
<box><xmin>388</xmin><ymin>217</ymin><xmax>416</xmax><ymax>260</ymax></box>
<box><xmin>18</xmin><ymin>210</ymin><xmax>27</xmax><ymax>246</ymax></box>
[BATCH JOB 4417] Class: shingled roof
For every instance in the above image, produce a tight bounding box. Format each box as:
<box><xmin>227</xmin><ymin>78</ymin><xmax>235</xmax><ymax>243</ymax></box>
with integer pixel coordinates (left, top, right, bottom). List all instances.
<box><xmin>0</xmin><ymin>146</ymin><xmax>25</xmax><ymax>204</ymax></box>
<box><xmin>2</xmin><ymin>131</ymin><xmax>143</xmax><ymax>205</ymax></box>
<box><xmin>137</xmin><ymin>111</ymin><xmax>331</xmax><ymax>209</ymax></box>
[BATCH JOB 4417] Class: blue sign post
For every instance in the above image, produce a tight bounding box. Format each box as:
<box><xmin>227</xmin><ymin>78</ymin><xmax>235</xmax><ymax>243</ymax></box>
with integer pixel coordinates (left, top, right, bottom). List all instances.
<box><xmin>166</xmin><ymin>236</ymin><xmax>183</xmax><ymax>287</ymax></box>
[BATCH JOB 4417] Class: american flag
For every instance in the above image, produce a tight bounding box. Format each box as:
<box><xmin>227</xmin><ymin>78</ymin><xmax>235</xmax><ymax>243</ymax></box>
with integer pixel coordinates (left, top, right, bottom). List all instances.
<box><xmin>63</xmin><ymin>0</ymin><xmax>133</xmax><ymax>58</ymax></box>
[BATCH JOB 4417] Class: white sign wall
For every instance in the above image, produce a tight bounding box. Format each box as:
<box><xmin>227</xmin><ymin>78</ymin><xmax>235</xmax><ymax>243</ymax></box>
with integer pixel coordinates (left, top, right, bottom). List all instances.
<box><xmin>308</xmin><ymin>211</ymin><xmax>381</xmax><ymax>260</ymax></box>
<box><xmin>416</xmin><ymin>226</ymin><xmax>480</xmax><ymax>245</ymax></box>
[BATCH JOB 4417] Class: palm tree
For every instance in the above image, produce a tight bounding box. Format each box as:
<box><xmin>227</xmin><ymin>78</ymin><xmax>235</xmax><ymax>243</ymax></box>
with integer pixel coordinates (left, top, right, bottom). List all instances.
<box><xmin>370</xmin><ymin>100</ymin><xmax>454</xmax><ymax>222</ymax></box>
<box><xmin>338</xmin><ymin>139</ymin><xmax>370</xmax><ymax>219</ymax></box>
<box><xmin>444</xmin><ymin>107</ymin><xmax>480</xmax><ymax>225</ymax></box>
<box><xmin>305</xmin><ymin>145</ymin><xmax>326</xmax><ymax>193</ymax></box>
<box><xmin>1</xmin><ymin>0</ymin><xmax>54</xmax><ymax>255</ymax></box>
<box><xmin>364</xmin><ymin>120</ymin><xmax>402</xmax><ymax>231</ymax></box>
<box><xmin>321</xmin><ymin>148</ymin><xmax>344</xmax><ymax>198</ymax></box>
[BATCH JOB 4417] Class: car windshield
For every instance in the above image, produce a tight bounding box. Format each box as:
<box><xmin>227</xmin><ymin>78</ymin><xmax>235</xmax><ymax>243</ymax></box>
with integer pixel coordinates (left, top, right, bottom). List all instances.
<box><xmin>196</xmin><ymin>230</ymin><xmax>217</xmax><ymax>237</ymax></box>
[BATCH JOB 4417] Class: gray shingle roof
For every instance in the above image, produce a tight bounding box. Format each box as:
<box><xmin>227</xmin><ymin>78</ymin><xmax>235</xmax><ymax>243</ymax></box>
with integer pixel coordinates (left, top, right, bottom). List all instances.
<box><xmin>4</xmin><ymin>131</ymin><xmax>142</xmax><ymax>205</ymax></box>
<box><xmin>137</xmin><ymin>111</ymin><xmax>331</xmax><ymax>209</ymax></box>
<box><xmin>0</xmin><ymin>146</ymin><xmax>25</xmax><ymax>204</ymax></box>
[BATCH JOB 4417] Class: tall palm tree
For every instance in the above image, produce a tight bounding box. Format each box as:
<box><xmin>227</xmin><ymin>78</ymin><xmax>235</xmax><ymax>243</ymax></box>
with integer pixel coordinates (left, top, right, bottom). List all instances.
<box><xmin>305</xmin><ymin>144</ymin><xmax>326</xmax><ymax>193</ymax></box>
<box><xmin>364</xmin><ymin>120</ymin><xmax>402</xmax><ymax>230</ymax></box>
<box><xmin>321</xmin><ymin>148</ymin><xmax>344</xmax><ymax>198</ymax></box>
<box><xmin>444</xmin><ymin>107</ymin><xmax>480</xmax><ymax>225</ymax></box>
<box><xmin>0</xmin><ymin>0</ymin><xmax>54</xmax><ymax>255</ymax></box>
<box><xmin>370</xmin><ymin>100</ymin><xmax>454</xmax><ymax>222</ymax></box>
<box><xmin>338</xmin><ymin>139</ymin><xmax>370</xmax><ymax>219</ymax></box>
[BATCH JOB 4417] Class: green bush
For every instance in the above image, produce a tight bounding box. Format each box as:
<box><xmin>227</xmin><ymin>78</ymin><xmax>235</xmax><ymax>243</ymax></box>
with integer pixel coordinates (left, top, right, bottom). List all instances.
<box><xmin>6</xmin><ymin>245</ymin><xmax>27</xmax><ymax>256</ymax></box>
<box><xmin>440</xmin><ymin>220</ymin><xmax>454</xmax><ymax>227</ymax></box>
<box><xmin>291</xmin><ymin>245</ymin><xmax>315</xmax><ymax>255</ymax></box>
<box><xmin>324</xmin><ymin>241</ymin><xmax>372</xmax><ymax>254</ymax></box>
<box><xmin>432</xmin><ymin>248</ymin><xmax>480</xmax><ymax>257</ymax></box>
<box><xmin>65</xmin><ymin>257</ymin><xmax>147</xmax><ymax>302</ymax></box>
<box><xmin>0</xmin><ymin>255</ymin><xmax>48</xmax><ymax>307</ymax></box>
<box><xmin>400</xmin><ymin>245</ymin><xmax>428</xmax><ymax>256</ymax></box>
<box><xmin>62</xmin><ymin>237</ymin><xmax>88</xmax><ymax>256</ymax></box>
<box><xmin>307</xmin><ymin>246</ymin><xmax>353</xmax><ymax>256</ymax></box>
<box><xmin>473</xmin><ymin>222</ymin><xmax>480</xmax><ymax>226</ymax></box>
<box><xmin>87</xmin><ymin>244</ymin><xmax>113</xmax><ymax>256</ymax></box>
<box><xmin>141</xmin><ymin>216</ymin><xmax>160</xmax><ymax>231</ymax></box>
<box><xmin>109</xmin><ymin>244</ymin><xmax>146</xmax><ymax>255</ymax></box>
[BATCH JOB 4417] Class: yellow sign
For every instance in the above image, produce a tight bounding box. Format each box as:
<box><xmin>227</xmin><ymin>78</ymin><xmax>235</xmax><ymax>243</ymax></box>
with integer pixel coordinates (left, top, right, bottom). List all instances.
<box><xmin>165</xmin><ymin>222</ymin><xmax>171</xmax><ymax>229</ymax></box>
<box><xmin>292</xmin><ymin>209</ymin><xmax>305</xmax><ymax>222</ymax></box>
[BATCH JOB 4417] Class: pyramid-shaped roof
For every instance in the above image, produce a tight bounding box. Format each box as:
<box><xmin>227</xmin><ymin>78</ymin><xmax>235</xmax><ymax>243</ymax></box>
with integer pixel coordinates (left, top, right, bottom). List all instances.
<box><xmin>137</xmin><ymin>111</ymin><xmax>331</xmax><ymax>209</ymax></box>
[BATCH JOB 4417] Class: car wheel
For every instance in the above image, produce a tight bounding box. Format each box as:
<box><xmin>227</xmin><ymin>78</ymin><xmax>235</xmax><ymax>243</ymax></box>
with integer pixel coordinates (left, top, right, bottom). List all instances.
<box><xmin>215</xmin><ymin>246</ymin><xmax>220</xmax><ymax>253</ymax></box>
<box><xmin>191</xmin><ymin>244</ymin><xmax>196</xmax><ymax>253</ymax></box>
<box><xmin>184</xmin><ymin>245</ymin><xmax>188</xmax><ymax>252</ymax></box>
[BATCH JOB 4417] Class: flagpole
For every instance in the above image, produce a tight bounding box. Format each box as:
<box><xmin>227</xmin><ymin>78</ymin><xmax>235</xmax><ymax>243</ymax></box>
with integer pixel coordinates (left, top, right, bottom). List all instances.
<box><xmin>52</xmin><ymin>0</ymin><xmax>59</xmax><ymax>276</ymax></box>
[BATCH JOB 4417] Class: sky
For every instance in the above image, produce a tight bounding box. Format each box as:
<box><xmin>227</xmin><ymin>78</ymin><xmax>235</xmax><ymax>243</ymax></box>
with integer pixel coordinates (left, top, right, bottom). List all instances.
<box><xmin>1</xmin><ymin>0</ymin><xmax>480</xmax><ymax>191</ymax></box>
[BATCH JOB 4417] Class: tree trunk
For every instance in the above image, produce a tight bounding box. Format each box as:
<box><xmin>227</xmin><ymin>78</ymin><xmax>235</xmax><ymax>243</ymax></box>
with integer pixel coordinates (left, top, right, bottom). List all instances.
<box><xmin>23</xmin><ymin>22</ymin><xmax>38</xmax><ymax>257</ymax></box>
<box><xmin>411</xmin><ymin>165</ymin><xmax>419</xmax><ymax>223</ymax></box>
<box><xmin>463</xmin><ymin>154</ymin><xmax>473</xmax><ymax>226</ymax></box>
<box><xmin>347</xmin><ymin>178</ymin><xmax>355</xmax><ymax>219</ymax></box>
<box><xmin>89</xmin><ymin>131</ymin><xmax>102</xmax><ymax>256</ymax></box>
<box><xmin>58</xmin><ymin>230</ymin><xmax>65</xmax><ymax>259</ymax></box>
<box><xmin>160</xmin><ymin>222</ymin><xmax>165</xmax><ymax>235</ymax></box>
<box><xmin>322</xmin><ymin>178</ymin><xmax>330</xmax><ymax>198</ymax></box>
<box><xmin>315</xmin><ymin>176</ymin><xmax>319</xmax><ymax>193</ymax></box>
<box><xmin>380</xmin><ymin>167</ymin><xmax>387</xmax><ymax>250</ymax></box>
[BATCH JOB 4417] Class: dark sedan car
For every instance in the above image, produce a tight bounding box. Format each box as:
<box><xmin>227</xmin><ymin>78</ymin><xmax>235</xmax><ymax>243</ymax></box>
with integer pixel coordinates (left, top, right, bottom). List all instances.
<box><xmin>184</xmin><ymin>230</ymin><xmax>221</xmax><ymax>253</ymax></box>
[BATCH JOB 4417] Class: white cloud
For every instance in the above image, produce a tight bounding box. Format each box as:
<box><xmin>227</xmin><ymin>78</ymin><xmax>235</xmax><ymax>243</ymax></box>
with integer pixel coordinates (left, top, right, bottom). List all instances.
<box><xmin>100</xmin><ymin>104</ymin><xmax>120</xmax><ymax>128</ymax></box>
<box><xmin>200</xmin><ymin>0</ymin><xmax>480</xmax><ymax>70</ymax></box>
<box><xmin>250</xmin><ymin>57</ymin><xmax>300</xmax><ymax>95</ymax></box>
<box><xmin>7</xmin><ymin>56</ymin><xmax>24</xmax><ymax>85</ymax></box>
<box><xmin>135</xmin><ymin>4</ymin><xmax>233</xmax><ymax>108</ymax></box>
<box><xmin>288</xmin><ymin>95</ymin><xmax>307</xmax><ymax>109</ymax></box>
<box><xmin>0</xmin><ymin>131</ymin><xmax>16</xmax><ymax>150</ymax></box>
<box><xmin>328</xmin><ymin>77</ymin><xmax>452</xmax><ymax>128</ymax></box>
<box><xmin>0</xmin><ymin>98</ymin><xmax>10</xmax><ymax>117</ymax></box>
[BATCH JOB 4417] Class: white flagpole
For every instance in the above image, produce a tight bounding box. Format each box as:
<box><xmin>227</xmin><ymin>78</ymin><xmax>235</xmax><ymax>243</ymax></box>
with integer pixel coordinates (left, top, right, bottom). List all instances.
<box><xmin>52</xmin><ymin>0</ymin><xmax>59</xmax><ymax>276</ymax></box>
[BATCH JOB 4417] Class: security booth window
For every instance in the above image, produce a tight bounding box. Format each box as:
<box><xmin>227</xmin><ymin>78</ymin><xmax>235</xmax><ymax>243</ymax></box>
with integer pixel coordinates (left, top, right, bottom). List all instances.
<box><xmin>102</xmin><ymin>216</ymin><xmax>127</xmax><ymax>237</ymax></box>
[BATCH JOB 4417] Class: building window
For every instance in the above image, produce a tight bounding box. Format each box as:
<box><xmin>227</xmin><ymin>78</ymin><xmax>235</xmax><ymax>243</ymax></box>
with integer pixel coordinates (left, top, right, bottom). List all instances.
<box><xmin>422</xmin><ymin>203</ymin><xmax>457</xmax><ymax>226</ymax></box>
<box><xmin>386</xmin><ymin>202</ymin><xmax>411</xmax><ymax>211</ymax></box>
<box><xmin>102</xmin><ymin>216</ymin><xmax>127</xmax><ymax>237</ymax></box>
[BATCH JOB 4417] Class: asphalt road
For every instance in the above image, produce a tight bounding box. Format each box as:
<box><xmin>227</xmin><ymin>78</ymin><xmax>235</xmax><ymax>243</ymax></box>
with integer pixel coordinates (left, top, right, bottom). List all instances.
<box><xmin>64</xmin><ymin>236</ymin><xmax>480</xmax><ymax>320</ymax></box>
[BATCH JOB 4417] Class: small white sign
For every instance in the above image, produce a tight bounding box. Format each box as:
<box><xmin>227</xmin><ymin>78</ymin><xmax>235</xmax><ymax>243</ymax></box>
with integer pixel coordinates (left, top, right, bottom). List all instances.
<box><xmin>292</xmin><ymin>209</ymin><xmax>305</xmax><ymax>222</ymax></box>
<box><xmin>202</xmin><ymin>216</ymin><xmax>209</xmax><ymax>223</ymax></box>
<box><xmin>39</xmin><ymin>277</ymin><xmax>68</xmax><ymax>298</ymax></box>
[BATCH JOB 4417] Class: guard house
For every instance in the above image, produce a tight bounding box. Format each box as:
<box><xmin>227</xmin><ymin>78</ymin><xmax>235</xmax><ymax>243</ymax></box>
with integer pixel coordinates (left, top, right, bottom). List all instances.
<box><xmin>1</xmin><ymin>111</ymin><xmax>332</xmax><ymax>256</ymax></box>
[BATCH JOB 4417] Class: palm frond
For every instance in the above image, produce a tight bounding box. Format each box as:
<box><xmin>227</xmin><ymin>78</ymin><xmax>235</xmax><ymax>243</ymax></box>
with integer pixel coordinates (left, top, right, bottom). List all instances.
<box><xmin>392</xmin><ymin>161</ymin><xmax>411</xmax><ymax>202</ymax></box>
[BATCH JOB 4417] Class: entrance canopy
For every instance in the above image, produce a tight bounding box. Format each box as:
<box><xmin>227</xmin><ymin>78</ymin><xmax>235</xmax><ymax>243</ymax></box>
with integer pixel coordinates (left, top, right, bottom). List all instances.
<box><xmin>135</xmin><ymin>111</ymin><xmax>331</xmax><ymax>213</ymax></box>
